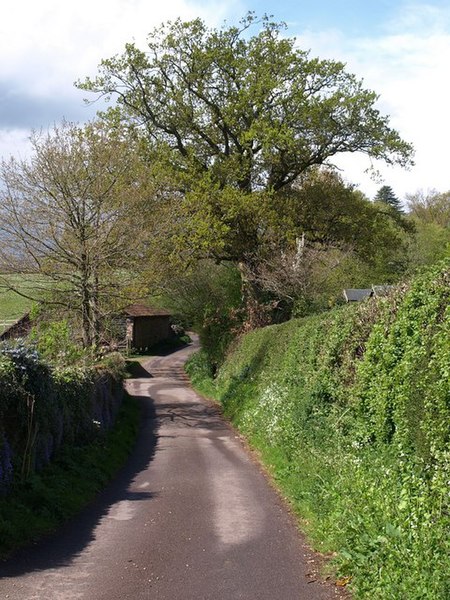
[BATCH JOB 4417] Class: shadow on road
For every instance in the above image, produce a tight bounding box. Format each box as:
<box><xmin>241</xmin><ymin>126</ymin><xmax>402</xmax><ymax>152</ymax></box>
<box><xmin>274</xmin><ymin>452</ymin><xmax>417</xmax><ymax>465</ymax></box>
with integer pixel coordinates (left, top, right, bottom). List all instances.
<box><xmin>125</xmin><ymin>338</ymin><xmax>197</xmax><ymax>378</ymax></box>
<box><xmin>0</xmin><ymin>390</ymin><xmax>160</xmax><ymax>577</ymax></box>
<box><xmin>155</xmin><ymin>400</ymin><xmax>227</xmax><ymax>431</ymax></box>
<box><xmin>126</xmin><ymin>360</ymin><xmax>154</xmax><ymax>378</ymax></box>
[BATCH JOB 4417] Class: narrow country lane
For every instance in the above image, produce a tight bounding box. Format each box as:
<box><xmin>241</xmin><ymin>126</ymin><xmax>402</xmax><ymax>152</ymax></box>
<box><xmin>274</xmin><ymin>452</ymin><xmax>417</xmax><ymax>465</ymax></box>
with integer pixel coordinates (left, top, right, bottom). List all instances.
<box><xmin>0</xmin><ymin>338</ymin><xmax>343</xmax><ymax>600</ymax></box>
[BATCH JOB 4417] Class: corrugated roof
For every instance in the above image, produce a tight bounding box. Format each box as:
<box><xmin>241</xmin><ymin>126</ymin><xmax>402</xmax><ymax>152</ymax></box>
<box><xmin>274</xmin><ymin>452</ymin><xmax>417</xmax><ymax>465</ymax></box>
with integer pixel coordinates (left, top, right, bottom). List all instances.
<box><xmin>343</xmin><ymin>289</ymin><xmax>373</xmax><ymax>302</ymax></box>
<box><xmin>123</xmin><ymin>303</ymin><xmax>171</xmax><ymax>318</ymax></box>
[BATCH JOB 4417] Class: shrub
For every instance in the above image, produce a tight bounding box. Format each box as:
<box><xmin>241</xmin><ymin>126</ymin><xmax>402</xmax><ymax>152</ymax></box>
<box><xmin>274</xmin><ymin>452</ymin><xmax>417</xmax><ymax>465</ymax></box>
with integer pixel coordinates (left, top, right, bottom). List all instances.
<box><xmin>29</xmin><ymin>319</ymin><xmax>85</xmax><ymax>365</ymax></box>
<box><xmin>0</xmin><ymin>340</ymin><xmax>125</xmax><ymax>488</ymax></box>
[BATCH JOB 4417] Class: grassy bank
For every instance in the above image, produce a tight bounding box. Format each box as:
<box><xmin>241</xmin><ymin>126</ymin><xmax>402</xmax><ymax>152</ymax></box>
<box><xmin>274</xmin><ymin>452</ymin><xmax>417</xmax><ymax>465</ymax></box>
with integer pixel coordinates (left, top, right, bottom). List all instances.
<box><xmin>186</xmin><ymin>260</ymin><xmax>450</xmax><ymax>599</ymax></box>
<box><xmin>0</xmin><ymin>393</ymin><xmax>140</xmax><ymax>558</ymax></box>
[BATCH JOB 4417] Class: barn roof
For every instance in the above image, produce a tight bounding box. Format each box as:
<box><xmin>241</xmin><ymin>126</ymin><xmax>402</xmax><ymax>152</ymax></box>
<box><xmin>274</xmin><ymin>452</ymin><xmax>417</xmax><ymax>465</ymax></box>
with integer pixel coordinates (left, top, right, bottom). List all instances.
<box><xmin>343</xmin><ymin>288</ymin><xmax>373</xmax><ymax>302</ymax></box>
<box><xmin>123</xmin><ymin>303</ymin><xmax>171</xmax><ymax>318</ymax></box>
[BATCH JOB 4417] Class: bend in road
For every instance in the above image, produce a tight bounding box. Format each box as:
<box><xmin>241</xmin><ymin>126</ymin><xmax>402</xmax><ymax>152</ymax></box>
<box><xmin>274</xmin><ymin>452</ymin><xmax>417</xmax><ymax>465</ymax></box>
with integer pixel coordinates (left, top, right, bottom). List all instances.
<box><xmin>0</xmin><ymin>338</ymin><xmax>345</xmax><ymax>600</ymax></box>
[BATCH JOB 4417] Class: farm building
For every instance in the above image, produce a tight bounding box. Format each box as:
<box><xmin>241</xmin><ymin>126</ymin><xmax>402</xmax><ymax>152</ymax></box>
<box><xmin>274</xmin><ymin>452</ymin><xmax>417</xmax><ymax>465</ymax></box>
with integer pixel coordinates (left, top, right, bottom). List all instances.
<box><xmin>343</xmin><ymin>288</ymin><xmax>373</xmax><ymax>302</ymax></box>
<box><xmin>0</xmin><ymin>312</ymin><xmax>32</xmax><ymax>341</ymax></box>
<box><xmin>343</xmin><ymin>285</ymin><xmax>395</xmax><ymax>303</ymax></box>
<box><xmin>122</xmin><ymin>303</ymin><xmax>172</xmax><ymax>351</ymax></box>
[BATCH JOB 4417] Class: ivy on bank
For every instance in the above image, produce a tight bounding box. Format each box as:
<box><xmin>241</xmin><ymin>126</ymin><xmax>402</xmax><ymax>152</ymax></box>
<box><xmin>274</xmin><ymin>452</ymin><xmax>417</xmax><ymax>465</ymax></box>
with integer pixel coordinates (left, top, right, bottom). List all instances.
<box><xmin>186</xmin><ymin>259</ymin><xmax>450</xmax><ymax>600</ymax></box>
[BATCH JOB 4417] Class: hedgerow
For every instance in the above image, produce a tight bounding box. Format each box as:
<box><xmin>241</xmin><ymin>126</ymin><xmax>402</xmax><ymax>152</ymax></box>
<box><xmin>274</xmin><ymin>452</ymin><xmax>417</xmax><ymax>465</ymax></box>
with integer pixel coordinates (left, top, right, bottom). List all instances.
<box><xmin>186</xmin><ymin>258</ymin><xmax>450</xmax><ymax>599</ymax></box>
<box><xmin>0</xmin><ymin>340</ymin><xmax>125</xmax><ymax>491</ymax></box>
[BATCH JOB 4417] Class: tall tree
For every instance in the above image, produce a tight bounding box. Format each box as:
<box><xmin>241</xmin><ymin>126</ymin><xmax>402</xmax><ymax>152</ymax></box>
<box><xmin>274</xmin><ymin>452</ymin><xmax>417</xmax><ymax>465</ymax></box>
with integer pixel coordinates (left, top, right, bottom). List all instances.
<box><xmin>406</xmin><ymin>189</ymin><xmax>450</xmax><ymax>228</ymax></box>
<box><xmin>243</xmin><ymin>170</ymin><xmax>414</xmax><ymax>313</ymax></box>
<box><xmin>374</xmin><ymin>185</ymin><xmax>403</xmax><ymax>212</ymax></box>
<box><xmin>405</xmin><ymin>189</ymin><xmax>450</xmax><ymax>270</ymax></box>
<box><xmin>0</xmin><ymin>121</ymin><xmax>151</xmax><ymax>346</ymax></box>
<box><xmin>78</xmin><ymin>14</ymin><xmax>414</xmax><ymax>272</ymax></box>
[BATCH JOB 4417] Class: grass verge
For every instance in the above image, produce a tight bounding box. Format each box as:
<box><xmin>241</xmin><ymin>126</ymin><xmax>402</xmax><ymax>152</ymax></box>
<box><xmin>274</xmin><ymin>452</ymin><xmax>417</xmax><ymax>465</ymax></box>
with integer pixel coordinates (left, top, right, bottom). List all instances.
<box><xmin>0</xmin><ymin>392</ymin><xmax>140</xmax><ymax>559</ymax></box>
<box><xmin>185</xmin><ymin>260</ymin><xmax>450</xmax><ymax>599</ymax></box>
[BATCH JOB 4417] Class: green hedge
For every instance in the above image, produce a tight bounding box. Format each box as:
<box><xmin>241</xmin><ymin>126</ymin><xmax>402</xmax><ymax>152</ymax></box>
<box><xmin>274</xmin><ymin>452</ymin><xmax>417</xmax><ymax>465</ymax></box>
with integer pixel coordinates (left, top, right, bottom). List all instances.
<box><xmin>0</xmin><ymin>343</ymin><xmax>125</xmax><ymax>491</ymax></box>
<box><xmin>187</xmin><ymin>259</ymin><xmax>450</xmax><ymax>599</ymax></box>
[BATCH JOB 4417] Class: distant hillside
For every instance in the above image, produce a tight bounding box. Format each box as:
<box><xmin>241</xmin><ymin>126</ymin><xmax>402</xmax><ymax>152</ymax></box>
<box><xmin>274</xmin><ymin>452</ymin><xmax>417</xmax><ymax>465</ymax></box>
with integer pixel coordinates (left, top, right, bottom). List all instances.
<box><xmin>0</xmin><ymin>287</ymin><xmax>32</xmax><ymax>334</ymax></box>
<box><xmin>187</xmin><ymin>258</ymin><xmax>450</xmax><ymax>599</ymax></box>
<box><xmin>0</xmin><ymin>274</ymin><xmax>49</xmax><ymax>333</ymax></box>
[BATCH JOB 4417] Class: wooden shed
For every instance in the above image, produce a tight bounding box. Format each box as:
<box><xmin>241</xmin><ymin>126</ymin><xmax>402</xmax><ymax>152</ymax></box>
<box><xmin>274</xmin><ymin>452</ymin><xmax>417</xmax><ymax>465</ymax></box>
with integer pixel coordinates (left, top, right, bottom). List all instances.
<box><xmin>0</xmin><ymin>312</ymin><xmax>32</xmax><ymax>341</ymax></box>
<box><xmin>123</xmin><ymin>304</ymin><xmax>172</xmax><ymax>351</ymax></box>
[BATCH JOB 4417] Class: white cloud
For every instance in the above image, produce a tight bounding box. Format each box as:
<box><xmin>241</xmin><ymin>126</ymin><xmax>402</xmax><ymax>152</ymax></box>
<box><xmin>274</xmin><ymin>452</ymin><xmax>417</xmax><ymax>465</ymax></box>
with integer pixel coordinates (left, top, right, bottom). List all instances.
<box><xmin>0</xmin><ymin>129</ymin><xmax>31</xmax><ymax>161</ymax></box>
<box><xmin>293</xmin><ymin>4</ymin><xmax>450</xmax><ymax>199</ymax></box>
<box><xmin>385</xmin><ymin>1</ymin><xmax>450</xmax><ymax>33</ymax></box>
<box><xmin>1</xmin><ymin>1</ymin><xmax>449</xmax><ymax>200</ymax></box>
<box><xmin>1</xmin><ymin>0</ymin><xmax>238</xmax><ymax>95</ymax></box>
<box><xmin>0</xmin><ymin>0</ymin><xmax>242</xmax><ymax>156</ymax></box>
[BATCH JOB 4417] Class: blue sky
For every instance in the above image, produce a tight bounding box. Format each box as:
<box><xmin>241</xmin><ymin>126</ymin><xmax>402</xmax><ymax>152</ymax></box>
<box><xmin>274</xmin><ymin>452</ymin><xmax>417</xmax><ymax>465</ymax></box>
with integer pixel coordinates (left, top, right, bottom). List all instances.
<box><xmin>240</xmin><ymin>0</ymin><xmax>394</xmax><ymax>35</ymax></box>
<box><xmin>1</xmin><ymin>0</ymin><xmax>450</xmax><ymax>199</ymax></box>
<box><xmin>241</xmin><ymin>0</ymin><xmax>450</xmax><ymax>35</ymax></box>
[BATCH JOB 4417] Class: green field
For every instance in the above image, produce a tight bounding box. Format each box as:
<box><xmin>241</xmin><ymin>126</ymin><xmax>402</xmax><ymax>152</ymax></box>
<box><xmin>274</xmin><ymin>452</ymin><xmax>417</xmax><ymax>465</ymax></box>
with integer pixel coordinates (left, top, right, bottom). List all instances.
<box><xmin>0</xmin><ymin>275</ymin><xmax>44</xmax><ymax>333</ymax></box>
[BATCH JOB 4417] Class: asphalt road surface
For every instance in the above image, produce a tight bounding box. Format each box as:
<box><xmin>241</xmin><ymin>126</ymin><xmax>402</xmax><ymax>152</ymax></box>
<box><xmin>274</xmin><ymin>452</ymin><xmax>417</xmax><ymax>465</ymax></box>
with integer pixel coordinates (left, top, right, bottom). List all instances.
<box><xmin>0</xmin><ymin>339</ymin><xmax>344</xmax><ymax>600</ymax></box>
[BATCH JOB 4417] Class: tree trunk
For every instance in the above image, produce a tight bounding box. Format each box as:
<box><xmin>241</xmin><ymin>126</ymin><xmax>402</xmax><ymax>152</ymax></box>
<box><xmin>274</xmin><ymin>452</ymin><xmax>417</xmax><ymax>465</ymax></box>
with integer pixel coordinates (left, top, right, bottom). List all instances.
<box><xmin>81</xmin><ymin>282</ymin><xmax>92</xmax><ymax>347</ymax></box>
<box><xmin>237</xmin><ymin>260</ymin><xmax>275</xmax><ymax>331</ymax></box>
<box><xmin>80</xmin><ymin>249</ymin><xmax>92</xmax><ymax>347</ymax></box>
<box><xmin>91</xmin><ymin>273</ymin><xmax>101</xmax><ymax>347</ymax></box>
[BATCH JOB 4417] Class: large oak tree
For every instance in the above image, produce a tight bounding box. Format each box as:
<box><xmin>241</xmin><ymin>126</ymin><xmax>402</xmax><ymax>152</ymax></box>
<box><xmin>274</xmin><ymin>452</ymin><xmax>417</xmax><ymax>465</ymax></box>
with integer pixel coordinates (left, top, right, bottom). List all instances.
<box><xmin>79</xmin><ymin>14</ymin><xmax>414</xmax><ymax>293</ymax></box>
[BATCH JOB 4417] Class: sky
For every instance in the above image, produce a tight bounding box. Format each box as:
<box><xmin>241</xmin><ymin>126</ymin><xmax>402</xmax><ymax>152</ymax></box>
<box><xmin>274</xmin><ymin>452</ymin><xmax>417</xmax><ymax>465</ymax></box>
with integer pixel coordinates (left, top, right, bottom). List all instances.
<box><xmin>1</xmin><ymin>0</ymin><xmax>449</xmax><ymax>201</ymax></box>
